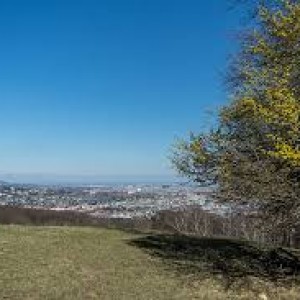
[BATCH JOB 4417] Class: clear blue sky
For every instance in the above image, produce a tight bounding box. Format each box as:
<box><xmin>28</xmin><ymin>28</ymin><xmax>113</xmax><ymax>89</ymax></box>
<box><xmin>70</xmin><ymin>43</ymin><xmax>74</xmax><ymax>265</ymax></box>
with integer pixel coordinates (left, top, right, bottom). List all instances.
<box><xmin>0</xmin><ymin>0</ymin><xmax>241</xmax><ymax>182</ymax></box>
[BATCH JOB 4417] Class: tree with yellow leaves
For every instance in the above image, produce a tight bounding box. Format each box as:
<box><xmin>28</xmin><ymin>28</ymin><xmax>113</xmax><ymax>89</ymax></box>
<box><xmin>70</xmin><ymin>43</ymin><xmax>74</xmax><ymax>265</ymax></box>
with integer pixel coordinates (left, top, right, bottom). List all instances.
<box><xmin>172</xmin><ymin>0</ymin><xmax>300</xmax><ymax>246</ymax></box>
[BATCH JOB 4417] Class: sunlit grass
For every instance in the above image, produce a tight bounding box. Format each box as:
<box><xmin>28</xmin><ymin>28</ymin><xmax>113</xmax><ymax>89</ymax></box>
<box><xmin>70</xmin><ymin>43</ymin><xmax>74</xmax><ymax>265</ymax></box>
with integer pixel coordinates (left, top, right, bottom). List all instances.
<box><xmin>0</xmin><ymin>225</ymin><xmax>300</xmax><ymax>299</ymax></box>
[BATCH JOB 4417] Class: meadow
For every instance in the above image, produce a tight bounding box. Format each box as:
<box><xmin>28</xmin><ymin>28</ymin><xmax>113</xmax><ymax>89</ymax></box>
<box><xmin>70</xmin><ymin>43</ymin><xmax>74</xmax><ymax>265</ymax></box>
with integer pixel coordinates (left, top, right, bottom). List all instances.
<box><xmin>1</xmin><ymin>225</ymin><xmax>300</xmax><ymax>299</ymax></box>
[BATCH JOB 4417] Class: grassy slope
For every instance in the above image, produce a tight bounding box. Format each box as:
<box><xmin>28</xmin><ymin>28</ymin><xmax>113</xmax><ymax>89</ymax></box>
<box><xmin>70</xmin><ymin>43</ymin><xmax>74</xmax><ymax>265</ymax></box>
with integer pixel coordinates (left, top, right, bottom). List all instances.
<box><xmin>0</xmin><ymin>226</ymin><xmax>200</xmax><ymax>300</ymax></box>
<box><xmin>0</xmin><ymin>225</ymin><xmax>300</xmax><ymax>300</ymax></box>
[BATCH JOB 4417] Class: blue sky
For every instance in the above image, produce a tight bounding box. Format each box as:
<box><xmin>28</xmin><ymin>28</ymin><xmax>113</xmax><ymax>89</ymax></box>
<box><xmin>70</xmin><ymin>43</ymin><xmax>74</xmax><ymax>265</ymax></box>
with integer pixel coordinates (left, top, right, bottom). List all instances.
<box><xmin>0</xmin><ymin>0</ymin><xmax>241</xmax><ymax>182</ymax></box>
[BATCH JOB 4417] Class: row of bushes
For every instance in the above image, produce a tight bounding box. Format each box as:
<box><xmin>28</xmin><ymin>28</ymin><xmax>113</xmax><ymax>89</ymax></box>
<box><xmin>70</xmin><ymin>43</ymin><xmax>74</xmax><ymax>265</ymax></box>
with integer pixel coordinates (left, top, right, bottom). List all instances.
<box><xmin>1</xmin><ymin>205</ymin><xmax>300</xmax><ymax>248</ymax></box>
<box><xmin>0</xmin><ymin>206</ymin><xmax>98</xmax><ymax>226</ymax></box>
<box><xmin>0</xmin><ymin>205</ymin><xmax>151</xmax><ymax>229</ymax></box>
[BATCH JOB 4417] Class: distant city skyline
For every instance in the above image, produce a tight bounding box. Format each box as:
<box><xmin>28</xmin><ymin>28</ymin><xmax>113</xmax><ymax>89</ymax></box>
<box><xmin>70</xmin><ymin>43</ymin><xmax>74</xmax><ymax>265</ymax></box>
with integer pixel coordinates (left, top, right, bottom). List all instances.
<box><xmin>0</xmin><ymin>0</ymin><xmax>242</xmax><ymax>178</ymax></box>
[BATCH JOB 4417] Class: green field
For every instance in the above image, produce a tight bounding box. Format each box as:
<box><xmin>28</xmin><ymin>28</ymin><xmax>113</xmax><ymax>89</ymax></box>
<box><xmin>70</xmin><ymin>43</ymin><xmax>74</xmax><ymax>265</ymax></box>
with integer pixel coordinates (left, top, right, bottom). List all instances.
<box><xmin>0</xmin><ymin>225</ymin><xmax>300</xmax><ymax>299</ymax></box>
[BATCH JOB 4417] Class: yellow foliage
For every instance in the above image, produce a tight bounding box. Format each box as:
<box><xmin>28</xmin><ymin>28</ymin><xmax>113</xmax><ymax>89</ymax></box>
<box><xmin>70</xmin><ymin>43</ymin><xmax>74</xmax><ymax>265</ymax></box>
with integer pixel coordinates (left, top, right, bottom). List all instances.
<box><xmin>222</xmin><ymin>1</ymin><xmax>300</xmax><ymax>167</ymax></box>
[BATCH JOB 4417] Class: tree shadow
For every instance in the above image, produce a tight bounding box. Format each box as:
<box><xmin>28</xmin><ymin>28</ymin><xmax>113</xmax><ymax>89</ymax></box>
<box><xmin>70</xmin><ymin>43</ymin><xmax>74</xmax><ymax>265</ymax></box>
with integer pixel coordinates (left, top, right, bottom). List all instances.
<box><xmin>129</xmin><ymin>234</ymin><xmax>300</xmax><ymax>288</ymax></box>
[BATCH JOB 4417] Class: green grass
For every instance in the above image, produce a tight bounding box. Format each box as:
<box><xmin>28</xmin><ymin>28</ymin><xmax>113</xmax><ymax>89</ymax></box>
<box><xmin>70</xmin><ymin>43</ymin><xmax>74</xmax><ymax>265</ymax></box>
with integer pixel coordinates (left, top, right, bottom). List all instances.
<box><xmin>0</xmin><ymin>225</ymin><xmax>300</xmax><ymax>299</ymax></box>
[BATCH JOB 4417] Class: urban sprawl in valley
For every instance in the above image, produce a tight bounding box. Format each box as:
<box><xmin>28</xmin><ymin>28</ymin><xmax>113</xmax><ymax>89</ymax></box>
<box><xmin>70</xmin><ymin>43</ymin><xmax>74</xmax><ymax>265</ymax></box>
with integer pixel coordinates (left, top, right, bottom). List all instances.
<box><xmin>0</xmin><ymin>182</ymin><xmax>216</xmax><ymax>218</ymax></box>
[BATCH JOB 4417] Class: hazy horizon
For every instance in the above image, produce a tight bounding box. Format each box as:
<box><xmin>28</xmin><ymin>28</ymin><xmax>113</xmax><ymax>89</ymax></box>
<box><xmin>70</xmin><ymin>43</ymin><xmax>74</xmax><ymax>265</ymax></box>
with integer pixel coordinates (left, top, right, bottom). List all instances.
<box><xmin>0</xmin><ymin>172</ymin><xmax>182</xmax><ymax>185</ymax></box>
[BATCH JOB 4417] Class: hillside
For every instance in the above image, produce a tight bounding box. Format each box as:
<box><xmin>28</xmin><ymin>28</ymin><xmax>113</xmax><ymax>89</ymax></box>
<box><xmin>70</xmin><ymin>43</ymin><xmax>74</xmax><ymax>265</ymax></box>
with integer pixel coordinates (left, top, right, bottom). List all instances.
<box><xmin>0</xmin><ymin>226</ymin><xmax>300</xmax><ymax>299</ymax></box>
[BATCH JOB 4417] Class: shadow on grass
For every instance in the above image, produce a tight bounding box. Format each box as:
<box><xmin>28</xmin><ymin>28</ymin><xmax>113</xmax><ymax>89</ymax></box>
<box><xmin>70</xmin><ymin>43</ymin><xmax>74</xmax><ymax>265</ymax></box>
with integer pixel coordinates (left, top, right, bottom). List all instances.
<box><xmin>129</xmin><ymin>234</ymin><xmax>300</xmax><ymax>288</ymax></box>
